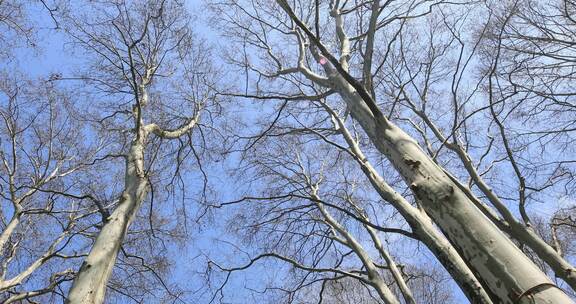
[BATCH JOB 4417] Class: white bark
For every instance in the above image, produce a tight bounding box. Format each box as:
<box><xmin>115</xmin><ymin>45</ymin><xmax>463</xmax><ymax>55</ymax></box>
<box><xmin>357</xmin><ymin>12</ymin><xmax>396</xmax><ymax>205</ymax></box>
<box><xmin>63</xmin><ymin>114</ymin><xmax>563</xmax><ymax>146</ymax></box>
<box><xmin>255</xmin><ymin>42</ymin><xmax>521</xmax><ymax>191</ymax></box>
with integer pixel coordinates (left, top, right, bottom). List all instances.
<box><xmin>312</xmin><ymin>191</ymin><xmax>400</xmax><ymax>304</ymax></box>
<box><xmin>459</xmin><ymin>153</ymin><xmax>576</xmax><ymax>290</ymax></box>
<box><xmin>324</xmin><ymin>104</ymin><xmax>493</xmax><ymax>303</ymax></box>
<box><xmin>0</xmin><ymin>212</ymin><xmax>20</xmax><ymax>254</ymax></box>
<box><xmin>0</xmin><ymin>165</ymin><xmax>72</xmax><ymax>291</ymax></box>
<box><xmin>0</xmin><ymin>222</ymin><xmax>72</xmax><ymax>291</ymax></box>
<box><xmin>414</xmin><ymin>106</ymin><xmax>576</xmax><ymax>290</ymax></box>
<box><xmin>144</xmin><ymin>115</ymin><xmax>199</xmax><ymax>139</ymax></box>
<box><xmin>365</xmin><ymin>226</ymin><xmax>416</xmax><ymax>304</ymax></box>
<box><xmin>273</xmin><ymin>2</ymin><xmax>574</xmax><ymax>299</ymax></box>
<box><xmin>337</xmin><ymin>84</ymin><xmax>573</xmax><ymax>302</ymax></box>
<box><xmin>66</xmin><ymin>137</ymin><xmax>148</xmax><ymax>304</ymax></box>
<box><xmin>66</xmin><ymin>77</ymin><xmax>199</xmax><ymax>303</ymax></box>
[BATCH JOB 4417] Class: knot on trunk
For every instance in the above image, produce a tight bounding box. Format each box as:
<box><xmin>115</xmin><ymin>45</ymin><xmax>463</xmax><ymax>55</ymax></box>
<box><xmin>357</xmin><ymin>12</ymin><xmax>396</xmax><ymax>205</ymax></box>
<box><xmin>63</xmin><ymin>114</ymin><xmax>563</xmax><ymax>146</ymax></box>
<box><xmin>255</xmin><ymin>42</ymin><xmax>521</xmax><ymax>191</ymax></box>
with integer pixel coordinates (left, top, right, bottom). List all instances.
<box><xmin>410</xmin><ymin>181</ymin><xmax>455</xmax><ymax>206</ymax></box>
<box><xmin>404</xmin><ymin>158</ymin><xmax>421</xmax><ymax>170</ymax></box>
<box><xmin>79</xmin><ymin>261</ymin><xmax>92</xmax><ymax>271</ymax></box>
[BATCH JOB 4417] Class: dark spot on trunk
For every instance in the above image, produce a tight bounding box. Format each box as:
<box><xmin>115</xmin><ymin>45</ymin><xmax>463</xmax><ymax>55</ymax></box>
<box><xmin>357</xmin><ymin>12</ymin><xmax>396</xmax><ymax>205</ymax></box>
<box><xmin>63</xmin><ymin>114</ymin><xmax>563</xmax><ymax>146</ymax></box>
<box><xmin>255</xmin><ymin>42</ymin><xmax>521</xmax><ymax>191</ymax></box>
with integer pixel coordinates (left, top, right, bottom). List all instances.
<box><xmin>404</xmin><ymin>158</ymin><xmax>421</xmax><ymax>169</ymax></box>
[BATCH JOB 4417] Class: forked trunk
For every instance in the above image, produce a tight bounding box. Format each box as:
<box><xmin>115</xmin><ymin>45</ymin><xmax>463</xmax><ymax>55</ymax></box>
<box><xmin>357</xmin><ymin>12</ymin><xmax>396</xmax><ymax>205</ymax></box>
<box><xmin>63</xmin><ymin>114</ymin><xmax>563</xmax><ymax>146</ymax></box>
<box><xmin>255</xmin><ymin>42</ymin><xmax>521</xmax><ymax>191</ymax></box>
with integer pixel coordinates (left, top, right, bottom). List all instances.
<box><xmin>336</xmin><ymin>78</ymin><xmax>573</xmax><ymax>302</ymax></box>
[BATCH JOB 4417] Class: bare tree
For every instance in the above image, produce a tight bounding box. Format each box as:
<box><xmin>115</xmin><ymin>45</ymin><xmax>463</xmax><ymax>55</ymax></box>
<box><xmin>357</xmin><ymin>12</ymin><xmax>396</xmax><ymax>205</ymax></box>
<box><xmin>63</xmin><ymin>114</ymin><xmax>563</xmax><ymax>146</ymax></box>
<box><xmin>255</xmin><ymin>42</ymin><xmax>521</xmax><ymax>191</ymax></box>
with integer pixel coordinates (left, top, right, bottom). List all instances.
<box><xmin>469</xmin><ymin>0</ymin><xmax>576</xmax><ymax>289</ymax></box>
<box><xmin>0</xmin><ymin>73</ymin><xmax>102</xmax><ymax>303</ymax></box>
<box><xmin>206</xmin><ymin>138</ymin><xmax>452</xmax><ymax>303</ymax></box>
<box><xmin>209</xmin><ymin>0</ymin><xmax>575</xmax><ymax>302</ymax></box>
<box><xmin>56</xmin><ymin>1</ymin><xmax>219</xmax><ymax>303</ymax></box>
<box><xmin>3</xmin><ymin>0</ymin><xmax>576</xmax><ymax>302</ymax></box>
<box><xmin>0</xmin><ymin>0</ymin><xmax>34</xmax><ymax>59</ymax></box>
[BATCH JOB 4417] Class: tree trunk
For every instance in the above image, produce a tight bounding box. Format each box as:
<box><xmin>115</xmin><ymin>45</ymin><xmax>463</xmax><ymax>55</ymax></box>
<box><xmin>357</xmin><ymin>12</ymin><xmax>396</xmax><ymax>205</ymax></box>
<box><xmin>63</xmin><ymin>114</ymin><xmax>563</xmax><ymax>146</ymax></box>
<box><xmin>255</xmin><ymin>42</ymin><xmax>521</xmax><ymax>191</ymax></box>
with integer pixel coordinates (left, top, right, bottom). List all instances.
<box><xmin>418</xmin><ymin>113</ymin><xmax>576</xmax><ymax>291</ymax></box>
<box><xmin>66</xmin><ymin>138</ymin><xmax>148</xmax><ymax>304</ymax></box>
<box><xmin>270</xmin><ymin>2</ymin><xmax>567</xmax><ymax>298</ymax></box>
<box><xmin>325</xmin><ymin>103</ymin><xmax>494</xmax><ymax>303</ymax></box>
<box><xmin>333</xmin><ymin>74</ymin><xmax>573</xmax><ymax>302</ymax></box>
<box><xmin>456</xmin><ymin>150</ymin><xmax>576</xmax><ymax>290</ymax></box>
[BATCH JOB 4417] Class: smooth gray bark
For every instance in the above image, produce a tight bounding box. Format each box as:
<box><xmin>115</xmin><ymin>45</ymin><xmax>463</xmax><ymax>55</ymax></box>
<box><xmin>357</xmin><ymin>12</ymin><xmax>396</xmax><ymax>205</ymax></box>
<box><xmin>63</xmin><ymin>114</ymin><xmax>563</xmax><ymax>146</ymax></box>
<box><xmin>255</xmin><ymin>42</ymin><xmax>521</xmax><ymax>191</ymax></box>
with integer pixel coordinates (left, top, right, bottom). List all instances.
<box><xmin>66</xmin><ymin>136</ymin><xmax>148</xmax><ymax>304</ymax></box>
<box><xmin>324</xmin><ymin>104</ymin><xmax>493</xmax><ymax>303</ymax></box>
<box><xmin>275</xmin><ymin>2</ymin><xmax>574</xmax><ymax>300</ymax></box>
<box><xmin>66</xmin><ymin>87</ymin><xmax>198</xmax><ymax>303</ymax></box>
<box><xmin>460</xmin><ymin>153</ymin><xmax>576</xmax><ymax>290</ymax></box>
<box><xmin>413</xmin><ymin>103</ymin><xmax>576</xmax><ymax>291</ymax></box>
<box><xmin>335</xmin><ymin>80</ymin><xmax>573</xmax><ymax>303</ymax></box>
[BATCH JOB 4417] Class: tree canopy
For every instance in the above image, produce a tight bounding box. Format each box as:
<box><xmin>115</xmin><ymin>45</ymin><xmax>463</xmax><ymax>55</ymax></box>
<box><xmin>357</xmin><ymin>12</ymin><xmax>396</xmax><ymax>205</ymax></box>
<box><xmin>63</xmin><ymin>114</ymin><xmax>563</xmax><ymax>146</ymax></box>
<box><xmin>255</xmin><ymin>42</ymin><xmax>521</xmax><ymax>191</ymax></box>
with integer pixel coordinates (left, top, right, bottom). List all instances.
<box><xmin>0</xmin><ymin>0</ymin><xmax>575</xmax><ymax>303</ymax></box>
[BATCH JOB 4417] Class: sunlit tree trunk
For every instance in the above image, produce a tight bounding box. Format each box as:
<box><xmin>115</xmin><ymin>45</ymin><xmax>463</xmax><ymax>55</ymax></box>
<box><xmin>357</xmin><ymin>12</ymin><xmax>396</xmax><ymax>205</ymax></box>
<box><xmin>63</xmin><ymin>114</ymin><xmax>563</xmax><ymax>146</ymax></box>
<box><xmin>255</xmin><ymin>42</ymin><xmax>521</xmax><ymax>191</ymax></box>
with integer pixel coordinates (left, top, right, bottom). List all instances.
<box><xmin>276</xmin><ymin>1</ymin><xmax>575</xmax><ymax>302</ymax></box>
<box><xmin>332</xmin><ymin>76</ymin><xmax>573</xmax><ymax>303</ymax></box>
<box><xmin>63</xmin><ymin>1</ymin><xmax>204</xmax><ymax>301</ymax></box>
<box><xmin>66</xmin><ymin>130</ymin><xmax>149</xmax><ymax>304</ymax></box>
<box><xmin>323</xmin><ymin>103</ymin><xmax>493</xmax><ymax>303</ymax></box>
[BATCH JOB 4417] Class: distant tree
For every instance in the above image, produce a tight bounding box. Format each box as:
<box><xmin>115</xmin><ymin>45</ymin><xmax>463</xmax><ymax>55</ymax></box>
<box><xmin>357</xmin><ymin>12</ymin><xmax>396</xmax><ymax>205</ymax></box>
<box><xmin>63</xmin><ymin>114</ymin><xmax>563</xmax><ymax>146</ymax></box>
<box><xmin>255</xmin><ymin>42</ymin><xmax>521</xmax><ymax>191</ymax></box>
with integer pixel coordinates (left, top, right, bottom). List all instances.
<box><xmin>0</xmin><ymin>72</ymin><xmax>105</xmax><ymax>303</ymax></box>
<box><xmin>0</xmin><ymin>0</ymin><xmax>33</xmax><ymax>58</ymax></box>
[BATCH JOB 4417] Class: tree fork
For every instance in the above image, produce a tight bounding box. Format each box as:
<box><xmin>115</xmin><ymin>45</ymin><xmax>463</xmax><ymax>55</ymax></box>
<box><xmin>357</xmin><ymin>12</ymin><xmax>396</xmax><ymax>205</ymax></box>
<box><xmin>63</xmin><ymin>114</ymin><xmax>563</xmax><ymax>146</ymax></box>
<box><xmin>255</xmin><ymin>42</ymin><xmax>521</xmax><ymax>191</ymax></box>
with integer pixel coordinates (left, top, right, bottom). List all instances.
<box><xmin>275</xmin><ymin>1</ymin><xmax>575</xmax><ymax>301</ymax></box>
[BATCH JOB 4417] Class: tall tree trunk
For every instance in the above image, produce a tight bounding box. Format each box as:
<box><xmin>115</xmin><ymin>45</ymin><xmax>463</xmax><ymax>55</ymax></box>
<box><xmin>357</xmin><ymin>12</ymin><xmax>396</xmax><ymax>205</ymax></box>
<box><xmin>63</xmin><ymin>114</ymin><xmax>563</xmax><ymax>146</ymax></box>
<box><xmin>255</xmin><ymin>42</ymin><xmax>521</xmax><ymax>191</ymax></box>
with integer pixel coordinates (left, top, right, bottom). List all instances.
<box><xmin>413</xmin><ymin>105</ymin><xmax>576</xmax><ymax>290</ymax></box>
<box><xmin>458</xmin><ymin>150</ymin><xmax>576</xmax><ymax>290</ymax></box>
<box><xmin>332</xmin><ymin>75</ymin><xmax>573</xmax><ymax>302</ymax></box>
<box><xmin>274</xmin><ymin>2</ymin><xmax>575</xmax><ymax>295</ymax></box>
<box><xmin>66</xmin><ymin>138</ymin><xmax>148</xmax><ymax>304</ymax></box>
<box><xmin>324</xmin><ymin>104</ymin><xmax>493</xmax><ymax>303</ymax></box>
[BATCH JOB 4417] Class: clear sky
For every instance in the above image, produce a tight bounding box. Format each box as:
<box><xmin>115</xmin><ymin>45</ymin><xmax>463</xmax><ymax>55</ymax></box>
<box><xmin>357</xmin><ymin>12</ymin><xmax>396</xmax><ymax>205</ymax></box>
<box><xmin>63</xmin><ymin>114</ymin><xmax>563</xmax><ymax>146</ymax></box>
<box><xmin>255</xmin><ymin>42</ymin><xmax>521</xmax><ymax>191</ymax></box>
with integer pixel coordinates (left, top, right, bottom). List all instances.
<box><xmin>8</xmin><ymin>1</ymin><xmax>575</xmax><ymax>303</ymax></box>
<box><xmin>1</xmin><ymin>1</ymin><xmax>469</xmax><ymax>302</ymax></box>
<box><xmin>14</xmin><ymin>1</ymin><xmax>283</xmax><ymax>302</ymax></box>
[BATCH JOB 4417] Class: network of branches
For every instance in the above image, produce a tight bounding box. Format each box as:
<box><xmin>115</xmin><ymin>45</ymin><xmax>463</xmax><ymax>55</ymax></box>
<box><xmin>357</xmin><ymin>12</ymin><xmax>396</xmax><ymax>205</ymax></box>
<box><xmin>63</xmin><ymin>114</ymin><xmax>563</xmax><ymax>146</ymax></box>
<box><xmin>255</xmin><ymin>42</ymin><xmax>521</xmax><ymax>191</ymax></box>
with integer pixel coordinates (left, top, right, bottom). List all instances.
<box><xmin>0</xmin><ymin>0</ymin><xmax>575</xmax><ymax>303</ymax></box>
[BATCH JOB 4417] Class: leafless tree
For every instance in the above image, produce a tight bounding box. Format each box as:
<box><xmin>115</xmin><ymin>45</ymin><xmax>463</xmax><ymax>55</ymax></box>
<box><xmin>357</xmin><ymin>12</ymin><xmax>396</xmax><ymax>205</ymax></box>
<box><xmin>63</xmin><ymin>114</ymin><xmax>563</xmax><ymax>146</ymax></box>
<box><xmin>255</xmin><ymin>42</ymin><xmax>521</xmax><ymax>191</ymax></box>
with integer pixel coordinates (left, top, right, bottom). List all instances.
<box><xmin>0</xmin><ymin>72</ymin><xmax>103</xmax><ymax>303</ymax></box>
<box><xmin>0</xmin><ymin>0</ymin><xmax>34</xmax><ymax>59</ymax></box>
<box><xmin>206</xmin><ymin>136</ymin><xmax>457</xmax><ymax>303</ymax></box>
<box><xmin>209</xmin><ymin>0</ymin><xmax>576</xmax><ymax>302</ymax></box>
<box><xmin>54</xmin><ymin>1</ymin><xmax>219</xmax><ymax>303</ymax></box>
<box><xmin>2</xmin><ymin>0</ymin><xmax>576</xmax><ymax>303</ymax></box>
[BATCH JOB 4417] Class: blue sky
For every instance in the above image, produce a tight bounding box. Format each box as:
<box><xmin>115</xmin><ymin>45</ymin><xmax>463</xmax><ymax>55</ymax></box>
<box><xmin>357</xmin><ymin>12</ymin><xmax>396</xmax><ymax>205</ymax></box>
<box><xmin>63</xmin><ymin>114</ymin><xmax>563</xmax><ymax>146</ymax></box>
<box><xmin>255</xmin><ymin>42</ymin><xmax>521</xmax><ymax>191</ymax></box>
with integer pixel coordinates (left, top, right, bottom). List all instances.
<box><xmin>2</xmin><ymin>2</ymin><xmax>468</xmax><ymax>302</ymax></box>
<box><xmin>6</xmin><ymin>1</ymin><xmax>575</xmax><ymax>303</ymax></box>
<box><xmin>2</xmin><ymin>1</ymin><xmax>239</xmax><ymax>301</ymax></box>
